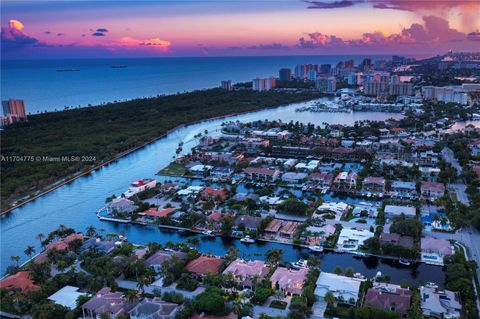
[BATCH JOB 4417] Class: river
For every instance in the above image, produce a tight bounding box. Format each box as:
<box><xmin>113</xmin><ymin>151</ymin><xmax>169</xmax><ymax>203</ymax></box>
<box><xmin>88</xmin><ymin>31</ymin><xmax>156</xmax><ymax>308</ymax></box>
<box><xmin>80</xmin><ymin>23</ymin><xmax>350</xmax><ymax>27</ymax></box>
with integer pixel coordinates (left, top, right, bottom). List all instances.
<box><xmin>0</xmin><ymin>99</ymin><xmax>444</xmax><ymax>287</ymax></box>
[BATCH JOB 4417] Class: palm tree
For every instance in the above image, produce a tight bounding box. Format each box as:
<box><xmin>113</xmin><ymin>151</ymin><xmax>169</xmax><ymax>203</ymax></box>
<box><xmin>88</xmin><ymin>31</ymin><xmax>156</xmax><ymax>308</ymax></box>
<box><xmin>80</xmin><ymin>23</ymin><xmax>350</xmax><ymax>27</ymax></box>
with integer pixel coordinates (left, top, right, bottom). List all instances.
<box><xmin>265</xmin><ymin>248</ymin><xmax>283</xmax><ymax>265</ymax></box>
<box><xmin>86</xmin><ymin>225</ymin><xmax>97</xmax><ymax>237</ymax></box>
<box><xmin>36</xmin><ymin>233</ymin><xmax>45</xmax><ymax>247</ymax></box>
<box><xmin>24</xmin><ymin>246</ymin><xmax>35</xmax><ymax>258</ymax></box>
<box><xmin>126</xmin><ymin>290</ymin><xmax>137</xmax><ymax>303</ymax></box>
<box><xmin>324</xmin><ymin>291</ymin><xmax>336</xmax><ymax>308</ymax></box>
<box><xmin>10</xmin><ymin>255</ymin><xmax>20</xmax><ymax>267</ymax></box>
<box><xmin>136</xmin><ymin>276</ymin><xmax>151</xmax><ymax>296</ymax></box>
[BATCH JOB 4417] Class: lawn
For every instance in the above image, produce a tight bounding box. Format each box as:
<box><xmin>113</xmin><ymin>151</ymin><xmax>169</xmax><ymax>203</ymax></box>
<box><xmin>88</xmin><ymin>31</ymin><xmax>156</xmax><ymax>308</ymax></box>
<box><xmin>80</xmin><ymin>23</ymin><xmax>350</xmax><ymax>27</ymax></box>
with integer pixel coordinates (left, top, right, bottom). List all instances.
<box><xmin>157</xmin><ymin>163</ymin><xmax>187</xmax><ymax>176</ymax></box>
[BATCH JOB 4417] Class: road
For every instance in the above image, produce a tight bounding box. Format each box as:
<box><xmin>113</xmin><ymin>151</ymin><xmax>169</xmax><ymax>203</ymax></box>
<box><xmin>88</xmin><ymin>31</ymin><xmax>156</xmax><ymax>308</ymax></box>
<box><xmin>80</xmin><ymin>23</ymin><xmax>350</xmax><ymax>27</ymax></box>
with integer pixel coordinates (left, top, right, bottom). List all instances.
<box><xmin>447</xmin><ymin>183</ymin><xmax>470</xmax><ymax>206</ymax></box>
<box><xmin>441</xmin><ymin>147</ymin><xmax>463</xmax><ymax>176</ymax></box>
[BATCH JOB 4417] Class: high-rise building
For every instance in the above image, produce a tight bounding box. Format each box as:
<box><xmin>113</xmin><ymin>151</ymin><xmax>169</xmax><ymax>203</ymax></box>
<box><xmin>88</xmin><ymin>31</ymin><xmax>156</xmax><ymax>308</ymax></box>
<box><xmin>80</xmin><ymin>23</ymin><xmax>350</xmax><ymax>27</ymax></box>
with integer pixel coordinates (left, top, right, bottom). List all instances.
<box><xmin>279</xmin><ymin>68</ymin><xmax>292</xmax><ymax>81</ymax></box>
<box><xmin>294</xmin><ymin>64</ymin><xmax>306</xmax><ymax>79</ymax></box>
<box><xmin>252</xmin><ymin>77</ymin><xmax>276</xmax><ymax>92</ymax></box>
<box><xmin>422</xmin><ymin>86</ymin><xmax>469</xmax><ymax>104</ymax></box>
<box><xmin>347</xmin><ymin>73</ymin><xmax>363</xmax><ymax>86</ymax></box>
<box><xmin>308</xmin><ymin>69</ymin><xmax>317</xmax><ymax>81</ymax></box>
<box><xmin>2</xmin><ymin>99</ymin><xmax>27</xmax><ymax>119</ymax></box>
<box><xmin>374</xmin><ymin>60</ymin><xmax>387</xmax><ymax>70</ymax></box>
<box><xmin>344</xmin><ymin>60</ymin><xmax>354</xmax><ymax>69</ymax></box>
<box><xmin>315</xmin><ymin>77</ymin><xmax>336</xmax><ymax>93</ymax></box>
<box><xmin>389</xmin><ymin>83</ymin><xmax>413</xmax><ymax>96</ymax></box>
<box><xmin>320</xmin><ymin>64</ymin><xmax>331</xmax><ymax>74</ymax></box>
<box><xmin>363</xmin><ymin>81</ymin><xmax>389</xmax><ymax>96</ymax></box>
<box><xmin>220</xmin><ymin>80</ymin><xmax>232</xmax><ymax>91</ymax></box>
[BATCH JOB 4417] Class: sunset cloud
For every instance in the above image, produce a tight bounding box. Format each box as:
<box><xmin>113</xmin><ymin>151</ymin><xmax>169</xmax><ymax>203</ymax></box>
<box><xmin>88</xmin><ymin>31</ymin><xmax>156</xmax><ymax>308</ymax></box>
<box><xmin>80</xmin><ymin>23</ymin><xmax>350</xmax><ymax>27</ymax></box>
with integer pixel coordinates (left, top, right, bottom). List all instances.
<box><xmin>1</xmin><ymin>19</ymin><xmax>45</xmax><ymax>48</ymax></box>
<box><xmin>304</xmin><ymin>0</ymin><xmax>356</xmax><ymax>9</ymax></box>
<box><xmin>297</xmin><ymin>15</ymin><xmax>473</xmax><ymax>50</ymax></box>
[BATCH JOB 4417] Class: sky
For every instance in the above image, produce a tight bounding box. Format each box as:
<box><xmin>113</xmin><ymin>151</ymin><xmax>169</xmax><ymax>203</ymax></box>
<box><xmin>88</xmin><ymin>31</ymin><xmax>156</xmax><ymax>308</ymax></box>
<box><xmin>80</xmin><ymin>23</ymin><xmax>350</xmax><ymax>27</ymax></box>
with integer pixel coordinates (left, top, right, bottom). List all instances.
<box><xmin>1</xmin><ymin>0</ymin><xmax>480</xmax><ymax>59</ymax></box>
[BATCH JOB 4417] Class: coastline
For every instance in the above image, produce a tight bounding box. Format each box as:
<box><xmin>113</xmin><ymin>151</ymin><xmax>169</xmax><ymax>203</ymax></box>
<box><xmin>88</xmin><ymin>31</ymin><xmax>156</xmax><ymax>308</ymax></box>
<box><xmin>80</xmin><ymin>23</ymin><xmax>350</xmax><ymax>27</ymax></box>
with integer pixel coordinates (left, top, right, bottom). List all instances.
<box><xmin>1</xmin><ymin>97</ymin><xmax>320</xmax><ymax>215</ymax></box>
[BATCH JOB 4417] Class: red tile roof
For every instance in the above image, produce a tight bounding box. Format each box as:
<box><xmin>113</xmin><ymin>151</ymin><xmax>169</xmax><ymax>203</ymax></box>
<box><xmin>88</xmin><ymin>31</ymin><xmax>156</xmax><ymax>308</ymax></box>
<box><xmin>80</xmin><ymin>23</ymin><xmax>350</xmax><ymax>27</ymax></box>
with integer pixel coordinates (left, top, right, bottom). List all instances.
<box><xmin>142</xmin><ymin>207</ymin><xmax>176</xmax><ymax>218</ymax></box>
<box><xmin>0</xmin><ymin>271</ymin><xmax>40</xmax><ymax>293</ymax></box>
<box><xmin>186</xmin><ymin>256</ymin><xmax>223</xmax><ymax>275</ymax></box>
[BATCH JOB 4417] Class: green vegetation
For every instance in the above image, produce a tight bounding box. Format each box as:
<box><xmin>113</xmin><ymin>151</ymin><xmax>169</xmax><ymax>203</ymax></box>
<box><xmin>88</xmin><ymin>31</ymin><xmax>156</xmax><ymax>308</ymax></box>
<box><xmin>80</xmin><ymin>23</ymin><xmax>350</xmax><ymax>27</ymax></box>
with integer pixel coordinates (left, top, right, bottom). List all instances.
<box><xmin>444</xmin><ymin>252</ymin><xmax>479</xmax><ymax>319</ymax></box>
<box><xmin>1</xmin><ymin>88</ymin><xmax>319</xmax><ymax>209</ymax></box>
<box><xmin>158</xmin><ymin>163</ymin><xmax>188</xmax><ymax>176</ymax></box>
<box><xmin>277</xmin><ymin>198</ymin><xmax>310</xmax><ymax>216</ymax></box>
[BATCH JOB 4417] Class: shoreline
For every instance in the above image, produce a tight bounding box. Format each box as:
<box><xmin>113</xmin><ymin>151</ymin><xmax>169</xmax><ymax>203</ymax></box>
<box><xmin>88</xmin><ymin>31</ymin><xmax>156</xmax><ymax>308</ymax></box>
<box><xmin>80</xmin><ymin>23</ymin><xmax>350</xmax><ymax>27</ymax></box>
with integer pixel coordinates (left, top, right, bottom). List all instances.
<box><xmin>1</xmin><ymin>97</ymin><xmax>321</xmax><ymax>215</ymax></box>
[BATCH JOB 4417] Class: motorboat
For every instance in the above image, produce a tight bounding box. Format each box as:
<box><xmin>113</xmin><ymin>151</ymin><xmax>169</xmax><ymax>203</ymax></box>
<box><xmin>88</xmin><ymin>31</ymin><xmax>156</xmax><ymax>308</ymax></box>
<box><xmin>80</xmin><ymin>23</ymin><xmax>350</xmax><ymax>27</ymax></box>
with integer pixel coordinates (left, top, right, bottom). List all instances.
<box><xmin>240</xmin><ymin>235</ymin><xmax>256</xmax><ymax>244</ymax></box>
<box><xmin>202</xmin><ymin>230</ymin><xmax>215</xmax><ymax>237</ymax></box>
<box><xmin>308</xmin><ymin>245</ymin><xmax>324</xmax><ymax>253</ymax></box>
<box><xmin>292</xmin><ymin>259</ymin><xmax>309</xmax><ymax>269</ymax></box>
<box><xmin>425</xmin><ymin>282</ymin><xmax>438</xmax><ymax>289</ymax></box>
<box><xmin>353</xmin><ymin>273</ymin><xmax>365</xmax><ymax>279</ymax></box>
<box><xmin>399</xmin><ymin>259</ymin><xmax>412</xmax><ymax>266</ymax></box>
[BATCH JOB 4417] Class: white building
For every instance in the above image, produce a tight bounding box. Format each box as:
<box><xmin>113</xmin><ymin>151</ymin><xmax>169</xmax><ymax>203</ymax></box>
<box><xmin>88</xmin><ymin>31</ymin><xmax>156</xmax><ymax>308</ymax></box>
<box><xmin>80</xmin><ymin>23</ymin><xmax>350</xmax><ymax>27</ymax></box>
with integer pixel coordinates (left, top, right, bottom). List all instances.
<box><xmin>48</xmin><ymin>286</ymin><xmax>88</xmax><ymax>310</ymax></box>
<box><xmin>384</xmin><ymin>205</ymin><xmax>416</xmax><ymax>219</ymax></box>
<box><xmin>420</xmin><ymin>286</ymin><xmax>461</xmax><ymax>319</ymax></box>
<box><xmin>336</xmin><ymin>227</ymin><xmax>374</xmax><ymax>252</ymax></box>
<box><xmin>314</xmin><ymin>272</ymin><xmax>365</xmax><ymax>304</ymax></box>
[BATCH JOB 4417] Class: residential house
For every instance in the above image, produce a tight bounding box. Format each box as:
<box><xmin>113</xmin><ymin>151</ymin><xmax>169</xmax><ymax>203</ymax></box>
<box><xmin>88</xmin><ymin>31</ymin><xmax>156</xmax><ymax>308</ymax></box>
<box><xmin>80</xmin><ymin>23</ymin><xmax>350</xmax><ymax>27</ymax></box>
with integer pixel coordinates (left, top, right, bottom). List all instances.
<box><xmin>48</xmin><ymin>286</ymin><xmax>88</xmax><ymax>310</ymax></box>
<box><xmin>313</xmin><ymin>202</ymin><xmax>350</xmax><ymax>221</ymax></box>
<box><xmin>81</xmin><ymin>287</ymin><xmax>131</xmax><ymax>319</ymax></box>
<box><xmin>106</xmin><ymin>197</ymin><xmax>137</xmax><ymax>214</ymax></box>
<box><xmin>233</xmin><ymin>215</ymin><xmax>262</xmax><ymax>233</ymax></box>
<box><xmin>35</xmin><ymin>233</ymin><xmax>84</xmax><ymax>263</ymax></box>
<box><xmin>186</xmin><ymin>256</ymin><xmax>223</xmax><ymax>277</ymax></box>
<box><xmin>145</xmin><ymin>250</ymin><xmax>188</xmax><ymax>273</ymax></box>
<box><xmin>379</xmin><ymin>232</ymin><xmax>414</xmax><ymax>250</ymax></box>
<box><xmin>364</xmin><ymin>283</ymin><xmax>412</xmax><ymax>317</ymax></box>
<box><xmin>308</xmin><ymin>172</ymin><xmax>334</xmax><ymax>188</ymax></box>
<box><xmin>384</xmin><ymin>205</ymin><xmax>416</xmax><ymax>219</ymax></box>
<box><xmin>469</xmin><ymin>140</ymin><xmax>480</xmax><ymax>156</ymax></box>
<box><xmin>421</xmin><ymin>182</ymin><xmax>445</xmax><ymax>200</ymax></box>
<box><xmin>304</xmin><ymin>224</ymin><xmax>336</xmax><ymax>245</ymax></box>
<box><xmin>139</xmin><ymin>208</ymin><xmax>176</xmax><ymax>221</ymax></box>
<box><xmin>0</xmin><ymin>271</ymin><xmax>40</xmax><ymax>293</ymax></box>
<box><xmin>188</xmin><ymin>164</ymin><xmax>213</xmax><ymax>177</ymax></box>
<box><xmin>281</xmin><ymin>172</ymin><xmax>308</xmax><ymax>183</ymax></box>
<box><xmin>270</xmin><ymin>267</ymin><xmax>308</xmax><ymax>296</ymax></box>
<box><xmin>417</xmin><ymin>151</ymin><xmax>439</xmax><ymax>167</ymax></box>
<box><xmin>362</xmin><ymin>176</ymin><xmax>386</xmax><ymax>193</ymax></box>
<box><xmin>336</xmin><ymin>228</ymin><xmax>374</xmax><ymax>252</ymax></box>
<box><xmin>80</xmin><ymin>238</ymin><xmax>116</xmax><ymax>255</ymax></box>
<box><xmin>420</xmin><ymin>286</ymin><xmax>461</xmax><ymax>319</ymax></box>
<box><xmin>421</xmin><ymin>237</ymin><xmax>454</xmax><ymax>266</ymax></box>
<box><xmin>333</xmin><ymin>171</ymin><xmax>358</xmax><ymax>190</ymax></box>
<box><xmin>352</xmin><ymin>204</ymin><xmax>378</xmax><ymax>219</ymax></box>
<box><xmin>263</xmin><ymin>219</ymin><xmax>300</xmax><ymax>239</ymax></box>
<box><xmin>129</xmin><ymin>298</ymin><xmax>180</xmax><ymax>319</ymax></box>
<box><xmin>243</xmin><ymin>167</ymin><xmax>280</xmax><ymax>181</ymax></box>
<box><xmin>391</xmin><ymin>181</ymin><xmax>417</xmax><ymax>199</ymax></box>
<box><xmin>200</xmin><ymin>187</ymin><xmax>229</xmax><ymax>202</ymax></box>
<box><xmin>314</xmin><ymin>272</ymin><xmax>364</xmax><ymax>304</ymax></box>
<box><xmin>223</xmin><ymin>259</ymin><xmax>270</xmax><ymax>288</ymax></box>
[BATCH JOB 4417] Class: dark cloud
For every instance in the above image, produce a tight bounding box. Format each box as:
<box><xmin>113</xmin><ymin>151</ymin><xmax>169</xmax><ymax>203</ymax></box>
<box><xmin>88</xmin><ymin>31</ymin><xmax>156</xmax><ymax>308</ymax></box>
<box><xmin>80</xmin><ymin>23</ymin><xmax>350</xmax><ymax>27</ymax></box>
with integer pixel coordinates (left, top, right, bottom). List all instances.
<box><xmin>44</xmin><ymin>31</ymin><xmax>51</xmax><ymax>35</ymax></box>
<box><xmin>247</xmin><ymin>43</ymin><xmax>290</xmax><ymax>50</ymax></box>
<box><xmin>91</xmin><ymin>32</ymin><xmax>105</xmax><ymax>37</ymax></box>
<box><xmin>467</xmin><ymin>31</ymin><xmax>480</xmax><ymax>41</ymax></box>
<box><xmin>1</xmin><ymin>21</ymin><xmax>45</xmax><ymax>48</ymax></box>
<box><xmin>304</xmin><ymin>0</ymin><xmax>356</xmax><ymax>9</ymax></box>
<box><xmin>57</xmin><ymin>33</ymin><xmax>64</xmax><ymax>36</ymax></box>
<box><xmin>96</xmin><ymin>28</ymin><xmax>108</xmax><ymax>33</ymax></box>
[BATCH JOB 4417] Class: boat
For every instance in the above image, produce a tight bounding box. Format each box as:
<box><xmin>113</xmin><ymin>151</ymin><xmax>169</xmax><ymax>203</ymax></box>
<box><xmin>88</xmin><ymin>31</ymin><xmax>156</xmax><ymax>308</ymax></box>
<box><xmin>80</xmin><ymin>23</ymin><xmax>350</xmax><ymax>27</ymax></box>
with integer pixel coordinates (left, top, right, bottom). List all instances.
<box><xmin>308</xmin><ymin>245</ymin><xmax>324</xmax><ymax>253</ymax></box>
<box><xmin>56</xmin><ymin>69</ymin><xmax>80</xmax><ymax>72</ymax></box>
<box><xmin>118</xmin><ymin>235</ymin><xmax>128</xmax><ymax>242</ymax></box>
<box><xmin>353</xmin><ymin>273</ymin><xmax>365</xmax><ymax>279</ymax></box>
<box><xmin>240</xmin><ymin>235</ymin><xmax>256</xmax><ymax>244</ymax></box>
<box><xmin>202</xmin><ymin>230</ymin><xmax>215</xmax><ymax>237</ymax></box>
<box><xmin>399</xmin><ymin>259</ymin><xmax>411</xmax><ymax>266</ymax></box>
<box><xmin>354</xmin><ymin>251</ymin><xmax>366</xmax><ymax>257</ymax></box>
<box><xmin>292</xmin><ymin>259</ymin><xmax>308</xmax><ymax>269</ymax></box>
<box><xmin>425</xmin><ymin>282</ymin><xmax>438</xmax><ymax>289</ymax></box>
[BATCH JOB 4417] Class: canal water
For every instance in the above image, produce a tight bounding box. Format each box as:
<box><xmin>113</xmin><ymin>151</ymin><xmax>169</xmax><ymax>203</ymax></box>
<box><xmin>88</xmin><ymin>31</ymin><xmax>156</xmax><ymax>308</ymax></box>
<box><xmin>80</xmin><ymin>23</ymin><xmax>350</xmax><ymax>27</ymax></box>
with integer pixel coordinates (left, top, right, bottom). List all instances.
<box><xmin>1</xmin><ymin>99</ymin><xmax>443</xmax><ymax>287</ymax></box>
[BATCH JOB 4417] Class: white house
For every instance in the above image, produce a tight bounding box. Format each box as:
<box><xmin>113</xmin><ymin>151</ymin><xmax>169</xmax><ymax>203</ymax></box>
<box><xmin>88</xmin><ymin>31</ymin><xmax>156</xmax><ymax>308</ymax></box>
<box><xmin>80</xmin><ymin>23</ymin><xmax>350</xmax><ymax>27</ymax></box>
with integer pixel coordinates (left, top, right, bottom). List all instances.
<box><xmin>314</xmin><ymin>272</ymin><xmax>365</xmax><ymax>304</ymax></box>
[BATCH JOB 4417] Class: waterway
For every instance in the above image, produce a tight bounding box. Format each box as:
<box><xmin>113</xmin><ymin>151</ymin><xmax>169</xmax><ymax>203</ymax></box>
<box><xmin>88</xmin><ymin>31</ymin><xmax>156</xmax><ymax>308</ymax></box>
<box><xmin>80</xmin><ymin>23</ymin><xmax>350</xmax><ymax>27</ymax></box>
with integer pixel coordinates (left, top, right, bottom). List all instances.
<box><xmin>0</xmin><ymin>99</ymin><xmax>445</xmax><ymax>287</ymax></box>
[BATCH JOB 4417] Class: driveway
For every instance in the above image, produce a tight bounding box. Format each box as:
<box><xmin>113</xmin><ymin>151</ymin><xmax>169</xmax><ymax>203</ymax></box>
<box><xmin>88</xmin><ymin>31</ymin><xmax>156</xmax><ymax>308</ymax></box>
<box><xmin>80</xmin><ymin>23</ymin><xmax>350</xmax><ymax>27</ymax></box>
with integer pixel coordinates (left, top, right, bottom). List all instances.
<box><xmin>311</xmin><ymin>299</ymin><xmax>327</xmax><ymax>319</ymax></box>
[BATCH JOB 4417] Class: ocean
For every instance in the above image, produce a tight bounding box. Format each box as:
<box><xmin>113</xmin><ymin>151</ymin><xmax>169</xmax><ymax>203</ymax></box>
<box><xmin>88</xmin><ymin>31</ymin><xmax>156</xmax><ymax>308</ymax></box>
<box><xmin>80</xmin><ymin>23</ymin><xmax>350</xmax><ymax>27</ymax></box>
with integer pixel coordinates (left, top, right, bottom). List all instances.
<box><xmin>1</xmin><ymin>55</ymin><xmax>394</xmax><ymax>114</ymax></box>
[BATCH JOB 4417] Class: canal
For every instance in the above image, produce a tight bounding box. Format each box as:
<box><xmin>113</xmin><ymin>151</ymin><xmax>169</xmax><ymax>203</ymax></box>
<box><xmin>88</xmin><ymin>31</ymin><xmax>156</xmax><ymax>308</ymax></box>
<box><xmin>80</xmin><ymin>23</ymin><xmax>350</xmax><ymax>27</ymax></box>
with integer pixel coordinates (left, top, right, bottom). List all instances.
<box><xmin>1</xmin><ymin>99</ymin><xmax>443</xmax><ymax>287</ymax></box>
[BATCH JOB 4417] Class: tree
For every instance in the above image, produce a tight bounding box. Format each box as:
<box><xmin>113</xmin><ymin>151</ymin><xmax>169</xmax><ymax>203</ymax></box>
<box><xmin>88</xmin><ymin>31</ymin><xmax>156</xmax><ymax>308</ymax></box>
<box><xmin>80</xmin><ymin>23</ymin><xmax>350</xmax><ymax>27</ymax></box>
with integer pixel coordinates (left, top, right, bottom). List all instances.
<box><xmin>86</xmin><ymin>225</ymin><xmax>97</xmax><ymax>237</ymax></box>
<box><xmin>24</xmin><ymin>246</ymin><xmax>36</xmax><ymax>258</ymax></box>
<box><xmin>324</xmin><ymin>291</ymin><xmax>336</xmax><ymax>308</ymax></box>
<box><xmin>333</xmin><ymin>266</ymin><xmax>343</xmax><ymax>275</ymax></box>
<box><xmin>10</xmin><ymin>255</ymin><xmax>20</xmax><ymax>267</ymax></box>
<box><xmin>265</xmin><ymin>248</ymin><xmax>283</xmax><ymax>265</ymax></box>
<box><xmin>36</xmin><ymin>233</ymin><xmax>45</xmax><ymax>247</ymax></box>
<box><xmin>254</xmin><ymin>287</ymin><xmax>272</xmax><ymax>304</ymax></box>
<box><xmin>194</xmin><ymin>286</ymin><xmax>227</xmax><ymax>316</ymax></box>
